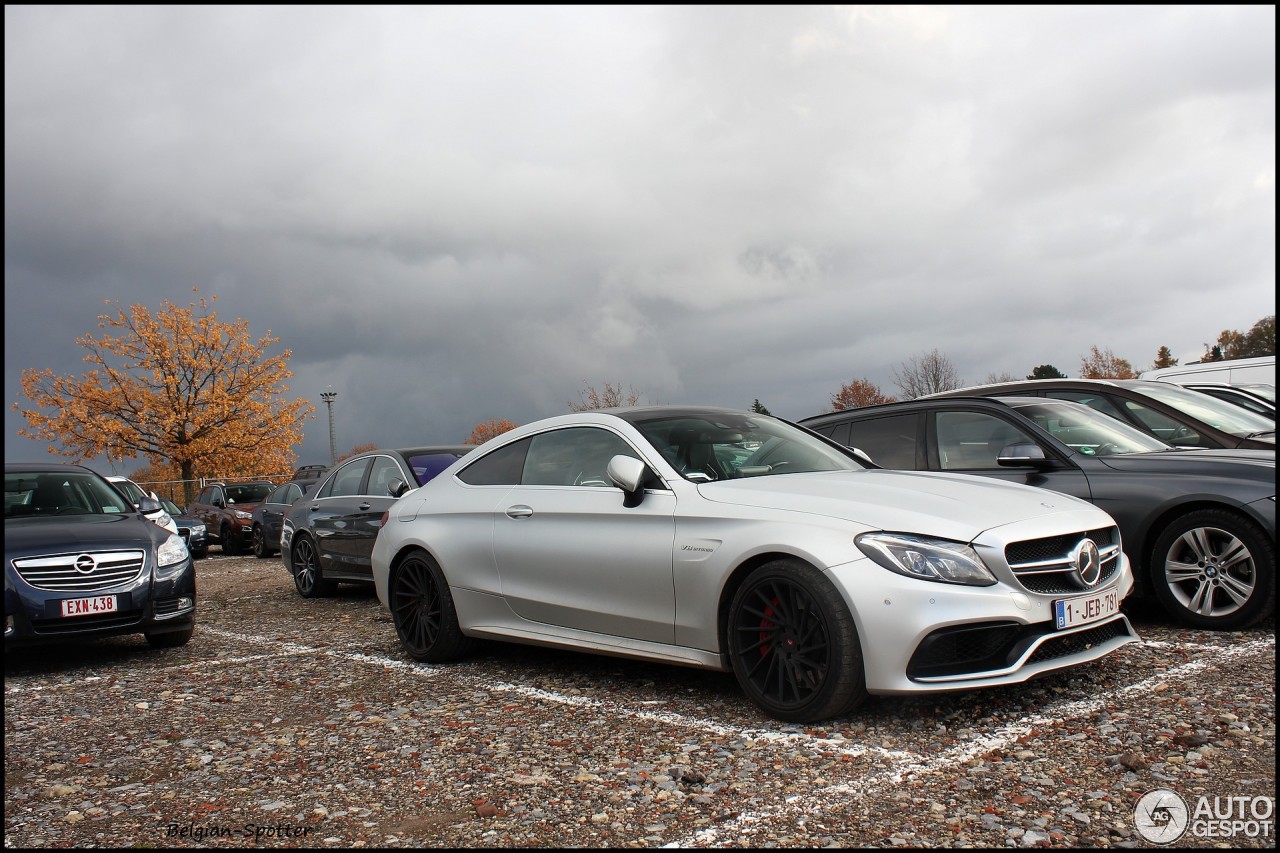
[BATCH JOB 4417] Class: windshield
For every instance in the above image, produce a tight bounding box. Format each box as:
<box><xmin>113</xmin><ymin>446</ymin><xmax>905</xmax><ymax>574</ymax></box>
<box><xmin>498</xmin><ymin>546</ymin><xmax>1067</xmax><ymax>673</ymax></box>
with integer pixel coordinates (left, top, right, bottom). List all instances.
<box><xmin>1125</xmin><ymin>381</ymin><xmax>1275</xmax><ymax>436</ymax></box>
<box><xmin>623</xmin><ymin>411</ymin><xmax>863</xmax><ymax>482</ymax></box>
<box><xmin>225</xmin><ymin>483</ymin><xmax>273</xmax><ymax>503</ymax></box>
<box><xmin>1005</xmin><ymin>399</ymin><xmax>1170</xmax><ymax>455</ymax></box>
<box><xmin>6</xmin><ymin>471</ymin><xmax>135</xmax><ymax>519</ymax></box>
<box><xmin>1238</xmin><ymin>384</ymin><xmax>1276</xmax><ymax>403</ymax></box>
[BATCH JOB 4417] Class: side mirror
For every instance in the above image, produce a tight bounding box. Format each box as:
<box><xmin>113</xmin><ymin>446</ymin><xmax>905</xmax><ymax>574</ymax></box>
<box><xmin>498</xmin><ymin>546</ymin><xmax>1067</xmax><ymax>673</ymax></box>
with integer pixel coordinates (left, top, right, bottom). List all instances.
<box><xmin>606</xmin><ymin>455</ymin><xmax>647</xmax><ymax>494</ymax></box>
<box><xmin>389</xmin><ymin>478</ymin><xmax>411</xmax><ymax>498</ymax></box>
<box><xmin>848</xmin><ymin>446</ymin><xmax>877</xmax><ymax>467</ymax></box>
<box><xmin>997</xmin><ymin>443</ymin><xmax>1051</xmax><ymax>468</ymax></box>
<box><xmin>213</xmin><ymin>498</ymin><xmax>225</xmax><ymax>508</ymax></box>
<box><xmin>137</xmin><ymin>497</ymin><xmax>163</xmax><ymax>515</ymax></box>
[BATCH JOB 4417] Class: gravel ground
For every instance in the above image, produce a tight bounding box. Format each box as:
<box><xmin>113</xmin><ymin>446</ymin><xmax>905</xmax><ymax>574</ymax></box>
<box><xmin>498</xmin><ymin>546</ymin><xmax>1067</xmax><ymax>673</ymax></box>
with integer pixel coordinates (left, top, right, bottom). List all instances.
<box><xmin>5</xmin><ymin>551</ymin><xmax>1275</xmax><ymax>848</ymax></box>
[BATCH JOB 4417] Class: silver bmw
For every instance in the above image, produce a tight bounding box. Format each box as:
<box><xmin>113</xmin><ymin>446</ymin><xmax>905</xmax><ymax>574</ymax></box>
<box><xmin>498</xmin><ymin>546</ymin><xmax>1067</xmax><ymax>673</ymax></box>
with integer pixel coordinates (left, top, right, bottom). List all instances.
<box><xmin>371</xmin><ymin>406</ymin><xmax>1138</xmax><ymax>722</ymax></box>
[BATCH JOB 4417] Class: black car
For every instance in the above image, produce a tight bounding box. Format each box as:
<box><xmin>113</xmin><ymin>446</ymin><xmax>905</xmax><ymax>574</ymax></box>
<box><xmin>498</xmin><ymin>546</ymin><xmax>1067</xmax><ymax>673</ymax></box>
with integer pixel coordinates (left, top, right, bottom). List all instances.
<box><xmin>160</xmin><ymin>498</ymin><xmax>209</xmax><ymax>559</ymax></box>
<box><xmin>281</xmin><ymin>446</ymin><xmax>473</xmax><ymax>597</ymax></box>
<box><xmin>800</xmin><ymin>396</ymin><xmax>1276</xmax><ymax>630</ymax></box>
<box><xmin>249</xmin><ymin>480</ymin><xmax>317</xmax><ymax>559</ymax></box>
<box><xmin>928</xmin><ymin>378</ymin><xmax>1276</xmax><ymax>450</ymax></box>
<box><xmin>1184</xmin><ymin>383</ymin><xmax>1275</xmax><ymax>421</ymax></box>
<box><xmin>5</xmin><ymin>463</ymin><xmax>196</xmax><ymax>648</ymax></box>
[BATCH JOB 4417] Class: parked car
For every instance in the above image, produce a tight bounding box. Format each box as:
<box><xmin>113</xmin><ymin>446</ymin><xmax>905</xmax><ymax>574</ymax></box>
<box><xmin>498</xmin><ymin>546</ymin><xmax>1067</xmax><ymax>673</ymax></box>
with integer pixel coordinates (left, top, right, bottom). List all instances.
<box><xmin>290</xmin><ymin>464</ymin><xmax>329</xmax><ymax>484</ymax></box>
<box><xmin>1184</xmin><ymin>383</ymin><xmax>1275</xmax><ymax>421</ymax></box>
<box><xmin>5</xmin><ymin>463</ymin><xmax>196</xmax><ymax>648</ymax></box>
<box><xmin>187</xmin><ymin>481</ymin><xmax>276</xmax><ymax>555</ymax></box>
<box><xmin>105</xmin><ymin>475</ymin><xmax>179</xmax><ymax>536</ymax></box>
<box><xmin>800</xmin><ymin>396</ymin><xmax>1276</xmax><ymax>630</ymax></box>
<box><xmin>160</xmin><ymin>498</ymin><xmax>209</xmax><ymax>559</ymax></box>
<box><xmin>928</xmin><ymin>378</ymin><xmax>1276</xmax><ymax>450</ymax></box>
<box><xmin>249</xmin><ymin>480</ymin><xmax>318</xmax><ymax>559</ymax></box>
<box><xmin>369</xmin><ymin>406</ymin><xmax>1139</xmax><ymax>723</ymax></box>
<box><xmin>282</xmin><ymin>446</ymin><xmax>474</xmax><ymax>597</ymax></box>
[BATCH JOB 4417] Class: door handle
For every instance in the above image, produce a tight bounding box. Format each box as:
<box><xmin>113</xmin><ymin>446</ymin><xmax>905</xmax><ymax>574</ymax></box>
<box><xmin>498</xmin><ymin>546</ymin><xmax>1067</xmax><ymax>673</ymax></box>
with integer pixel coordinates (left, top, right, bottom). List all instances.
<box><xmin>505</xmin><ymin>505</ymin><xmax>533</xmax><ymax>519</ymax></box>
<box><xmin>358</xmin><ymin>503</ymin><xmax>371</xmax><ymax>511</ymax></box>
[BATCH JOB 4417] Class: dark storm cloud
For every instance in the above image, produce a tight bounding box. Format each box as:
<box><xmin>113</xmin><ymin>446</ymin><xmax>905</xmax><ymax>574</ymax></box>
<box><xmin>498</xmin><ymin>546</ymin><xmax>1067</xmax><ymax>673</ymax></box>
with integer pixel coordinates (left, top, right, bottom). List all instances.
<box><xmin>5</xmin><ymin>5</ymin><xmax>1274</xmax><ymax>471</ymax></box>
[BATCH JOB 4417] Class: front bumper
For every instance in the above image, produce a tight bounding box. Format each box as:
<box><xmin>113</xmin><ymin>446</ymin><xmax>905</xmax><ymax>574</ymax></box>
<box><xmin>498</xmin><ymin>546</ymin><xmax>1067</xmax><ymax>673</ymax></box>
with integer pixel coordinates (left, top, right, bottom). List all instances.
<box><xmin>829</xmin><ymin>550</ymin><xmax>1138</xmax><ymax>696</ymax></box>
<box><xmin>5</xmin><ymin>558</ymin><xmax>196</xmax><ymax>648</ymax></box>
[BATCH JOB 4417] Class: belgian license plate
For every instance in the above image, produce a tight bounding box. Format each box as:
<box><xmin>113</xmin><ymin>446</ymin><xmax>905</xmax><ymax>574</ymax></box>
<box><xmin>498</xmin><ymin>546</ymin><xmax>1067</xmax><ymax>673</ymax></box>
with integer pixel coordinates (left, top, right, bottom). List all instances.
<box><xmin>1054</xmin><ymin>589</ymin><xmax>1118</xmax><ymax>630</ymax></box>
<box><xmin>60</xmin><ymin>595</ymin><xmax>118</xmax><ymax>618</ymax></box>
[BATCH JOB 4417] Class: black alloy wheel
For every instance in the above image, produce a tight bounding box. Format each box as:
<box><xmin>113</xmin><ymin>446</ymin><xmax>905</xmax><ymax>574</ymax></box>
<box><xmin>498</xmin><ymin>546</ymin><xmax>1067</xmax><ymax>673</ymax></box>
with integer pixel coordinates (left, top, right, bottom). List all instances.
<box><xmin>292</xmin><ymin>535</ymin><xmax>335</xmax><ymax>598</ymax></box>
<box><xmin>221</xmin><ymin>523</ymin><xmax>241</xmax><ymax>555</ymax></box>
<box><xmin>1151</xmin><ymin>509</ymin><xmax>1275</xmax><ymax>630</ymax></box>
<box><xmin>146</xmin><ymin>626</ymin><xmax>194</xmax><ymax>648</ymax></box>
<box><xmin>251</xmin><ymin>524</ymin><xmax>272</xmax><ymax>559</ymax></box>
<box><xmin>390</xmin><ymin>550</ymin><xmax>474</xmax><ymax>663</ymax></box>
<box><xmin>727</xmin><ymin>559</ymin><xmax>867</xmax><ymax>722</ymax></box>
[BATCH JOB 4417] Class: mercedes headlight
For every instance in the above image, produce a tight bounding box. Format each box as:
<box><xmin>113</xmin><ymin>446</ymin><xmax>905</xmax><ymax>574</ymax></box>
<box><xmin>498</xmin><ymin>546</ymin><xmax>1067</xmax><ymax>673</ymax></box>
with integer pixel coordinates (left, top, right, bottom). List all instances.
<box><xmin>856</xmin><ymin>533</ymin><xmax>996</xmax><ymax>586</ymax></box>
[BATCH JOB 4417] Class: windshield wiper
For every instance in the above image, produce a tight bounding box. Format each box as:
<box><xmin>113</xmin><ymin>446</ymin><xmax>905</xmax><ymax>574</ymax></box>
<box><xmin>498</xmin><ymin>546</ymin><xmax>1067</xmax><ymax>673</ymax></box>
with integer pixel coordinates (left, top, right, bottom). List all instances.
<box><xmin>1245</xmin><ymin>430</ymin><xmax>1276</xmax><ymax>439</ymax></box>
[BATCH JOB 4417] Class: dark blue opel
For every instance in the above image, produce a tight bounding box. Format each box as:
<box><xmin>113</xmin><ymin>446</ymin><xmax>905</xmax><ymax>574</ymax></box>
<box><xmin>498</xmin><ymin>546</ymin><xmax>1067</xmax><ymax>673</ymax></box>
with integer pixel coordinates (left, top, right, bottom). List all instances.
<box><xmin>5</xmin><ymin>463</ymin><xmax>196</xmax><ymax>648</ymax></box>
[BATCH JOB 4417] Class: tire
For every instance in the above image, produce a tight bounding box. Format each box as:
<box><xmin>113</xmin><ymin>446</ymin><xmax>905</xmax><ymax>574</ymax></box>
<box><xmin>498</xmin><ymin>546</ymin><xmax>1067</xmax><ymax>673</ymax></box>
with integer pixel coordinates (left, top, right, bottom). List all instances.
<box><xmin>221</xmin><ymin>523</ymin><xmax>241</xmax><ymax>556</ymax></box>
<box><xmin>251</xmin><ymin>524</ymin><xmax>273</xmax><ymax>559</ymax></box>
<box><xmin>727</xmin><ymin>559</ymin><xmax>867</xmax><ymax>722</ymax></box>
<box><xmin>292</xmin><ymin>535</ymin><xmax>335</xmax><ymax>598</ymax></box>
<box><xmin>1150</xmin><ymin>509</ymin><xmax>1275</xmax><ymax>630</ymax></box>
<box><xmin>190</xmin><ymin>547</ymin><xmax>208</xmax><ymax>560</ymax></box>
<box><xmin>146</xmin><ymin>625</ymin><xmax>194</xmax><ymax>648</ymax></box>
<box><xmin>389</xmin><ymin>549</ymin><xmax>474</xmax><ymax>662</ymax></box>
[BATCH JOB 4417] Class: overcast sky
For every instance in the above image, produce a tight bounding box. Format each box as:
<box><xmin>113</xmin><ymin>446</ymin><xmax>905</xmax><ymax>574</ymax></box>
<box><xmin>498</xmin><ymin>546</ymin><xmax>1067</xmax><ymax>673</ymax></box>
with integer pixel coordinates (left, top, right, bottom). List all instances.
<box><xmin>5</xmin><ymin>5</ymin><xmax>1276</xmax><ymax>474</ymax></box>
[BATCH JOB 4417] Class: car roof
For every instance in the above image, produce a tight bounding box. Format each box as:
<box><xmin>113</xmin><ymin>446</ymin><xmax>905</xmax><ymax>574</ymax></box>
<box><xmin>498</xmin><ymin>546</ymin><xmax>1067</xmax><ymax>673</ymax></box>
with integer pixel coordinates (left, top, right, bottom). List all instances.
<box><xmin>6</xmin><ymin>462</ymin><xmax>97</xmax><ymax>475</ymax></box>
<box><xmin>799</xmin><ymin>396</ymin><xmax>1023</xmax><ymax>422</ymax></box>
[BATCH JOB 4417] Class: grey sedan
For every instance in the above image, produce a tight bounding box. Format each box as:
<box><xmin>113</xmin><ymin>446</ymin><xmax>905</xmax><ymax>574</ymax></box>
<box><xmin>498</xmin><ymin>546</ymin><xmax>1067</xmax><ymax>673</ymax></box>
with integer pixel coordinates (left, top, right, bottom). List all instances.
<box><xmin>801</xmin><ymin>396</ymin><xmax>1276</xmax><ymax>630</ymax></box>
<box><xmin>371</xmin><ymin>406</ymin><xmax>1139</xmax><ymax>722</ymax></box>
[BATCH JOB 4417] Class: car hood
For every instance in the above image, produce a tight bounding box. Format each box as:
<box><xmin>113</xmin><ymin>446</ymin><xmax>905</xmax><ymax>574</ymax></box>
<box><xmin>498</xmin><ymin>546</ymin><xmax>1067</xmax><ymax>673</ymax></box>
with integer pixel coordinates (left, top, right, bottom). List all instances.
<box><xmin>5</xmin><ymin>514</ymin><xmax>167</xmax><ymax>555</ymax></box>
<box><xmin>1097</xmin><ymin>448</ymin><xmax>1275</xmax><ymax>482</ymax></box>
<box><xmin>696</xmin><ymin>470</ymin><xmax>1099</xmax><ymax>541</ymax></box>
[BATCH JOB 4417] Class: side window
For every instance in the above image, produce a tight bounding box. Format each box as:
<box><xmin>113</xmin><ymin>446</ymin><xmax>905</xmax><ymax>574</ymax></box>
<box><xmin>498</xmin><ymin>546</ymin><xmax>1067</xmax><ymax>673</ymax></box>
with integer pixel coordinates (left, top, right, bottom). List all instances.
<box><xmin>1121</xmin><ymin>400</ymin><xmax>1204</xmax><ymax>447</ymax></box>
<box><xmin>285</xmin><ymin>483</ymin><xmax>302</xmax><ymax>504</ymax></box>
<box><xmin>1043</xmin><ymin>390</ymin><xmax>1127</xmax><ymax>420</ymax></box>
<box><xmin>196</xmin><ymin>487</ymin><xmax>213</xmax><ymax>505</ymax></box>
<box><xmin>843</xmin><ymin>414</ymin><xmax>922</xmax><ymax>470</ymax></box>
<box><xmin>367</xmin><ymin>456</ymin><xmax>408</xmax><ymax>496</ymax></box>
<box><xmin>457</xmin><ymin>438</ymin><xmax>531</xmax><ymax>486</ymax></box>
<box><xmin>328</xmin><ymin>458</ymin><xmax>372</xmax><ymax>497</ymax></box>
<box><xmin>934</xmin><ymin>411</ymin><xmax>1032</xmax><ymax>471</ymax></box>
<box><xmin>522</xmin><ymin>427</ymin><xmax>640</xmax><ymax>487</ymax></box>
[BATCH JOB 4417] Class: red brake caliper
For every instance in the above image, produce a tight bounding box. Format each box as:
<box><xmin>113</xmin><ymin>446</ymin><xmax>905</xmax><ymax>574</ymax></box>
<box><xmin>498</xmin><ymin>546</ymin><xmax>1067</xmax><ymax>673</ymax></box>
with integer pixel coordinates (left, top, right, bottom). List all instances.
<box><xmin>758</xmin><ymin>597</ymin><xmax>780</xmax><ymax>656</ymax></box>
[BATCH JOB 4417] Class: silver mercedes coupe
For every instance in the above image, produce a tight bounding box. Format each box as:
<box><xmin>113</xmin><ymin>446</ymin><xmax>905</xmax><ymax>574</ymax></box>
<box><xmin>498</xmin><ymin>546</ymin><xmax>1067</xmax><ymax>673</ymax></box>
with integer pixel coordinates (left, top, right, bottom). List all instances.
<box><xmin>371</xmin><ymin>406</ymin><xmax>1138</xmax><ymax>722</ymax></box>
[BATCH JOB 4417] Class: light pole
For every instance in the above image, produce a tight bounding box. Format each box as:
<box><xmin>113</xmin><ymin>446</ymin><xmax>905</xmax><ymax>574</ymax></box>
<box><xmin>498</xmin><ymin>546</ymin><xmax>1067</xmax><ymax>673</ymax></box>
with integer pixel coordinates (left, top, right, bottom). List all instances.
<box><xmin>321</xmin><ymin>390</ymin><xmax>338</xmax><ymax>465</ymax></box>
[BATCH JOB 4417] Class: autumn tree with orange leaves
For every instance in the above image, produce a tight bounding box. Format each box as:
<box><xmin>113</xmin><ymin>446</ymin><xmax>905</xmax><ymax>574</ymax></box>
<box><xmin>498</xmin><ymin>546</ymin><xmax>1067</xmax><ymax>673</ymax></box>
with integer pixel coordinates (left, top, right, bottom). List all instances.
<box><xmin>1079</xmin><ymin>345</ymin><xmax>1137</xmax><ymax>379</ymax></box>
<box><xmin>466</xmin><ymin>418</ymin><xmax>519</xmax><ymax>445</ymax></box>
<box><xmin>15</xmin><ymin>292</ymin><xmax>313</xmax><ymax>504</ymax></box>
<box><xmin>337</xmin><ymin>442</ymin><xmax>379</xmax><ymax>463</ymax></box>
<box><xmin>829</xmin><ymin>378</ymin><xmax>896</xmax><ymax>412</ymax></box>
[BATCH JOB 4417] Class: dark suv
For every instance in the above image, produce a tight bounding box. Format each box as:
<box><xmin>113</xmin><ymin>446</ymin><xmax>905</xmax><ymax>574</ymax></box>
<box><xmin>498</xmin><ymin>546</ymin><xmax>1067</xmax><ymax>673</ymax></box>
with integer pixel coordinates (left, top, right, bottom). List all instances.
<box><xmin>188</xmin><ymin>481</ymin><xmax>276</xmax><ymax>555</ymax></box>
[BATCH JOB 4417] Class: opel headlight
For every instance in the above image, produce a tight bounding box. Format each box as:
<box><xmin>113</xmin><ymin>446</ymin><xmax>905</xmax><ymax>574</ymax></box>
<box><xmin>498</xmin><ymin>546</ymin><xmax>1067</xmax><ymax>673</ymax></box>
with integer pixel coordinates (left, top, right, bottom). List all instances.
<box><xmin>157</xmin><ymin>534</ymin><xmax>190</xmax><ymax>570</ymax></box>
<box><xmin>856</xmin><ymin>533</ymin><xmax>996</xmax><ymax>586</ymax></box>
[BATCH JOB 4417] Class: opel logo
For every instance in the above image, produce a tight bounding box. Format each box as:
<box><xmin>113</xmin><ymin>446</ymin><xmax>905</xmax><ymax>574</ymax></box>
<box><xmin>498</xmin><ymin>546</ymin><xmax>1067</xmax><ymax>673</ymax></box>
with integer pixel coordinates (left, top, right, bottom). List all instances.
<box><xmin>1069</xmin><ymin>539</ymin><xmax>1101</xmax><ymax>588</ymax></box>
<box><xmin>73</xmin><ymin>554</ymin><xmax>97</xmax><ymax>575</ymax></box>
